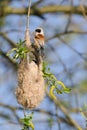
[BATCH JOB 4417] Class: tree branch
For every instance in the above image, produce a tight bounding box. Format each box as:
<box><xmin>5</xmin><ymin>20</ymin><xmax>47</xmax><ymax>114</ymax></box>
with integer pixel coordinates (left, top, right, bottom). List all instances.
<box><xmin>0</xmin><ymin>49</ymin><xmax>17</xmax><ymax>66</ymax></box>
<box><xmin>0</xmin><ymin>5</ymin><xmax>87</xmax><ymax>17</ymax></box>
<box><xmin>46</xmin><ymin>91</ymin><xmax>82</xmax><ymax>130</ymax></box>
<box><xmin>0</xmin><ymin>32</ymin><xmax>17</xmax><ymax>47</ymax></box>
<box><xmin>0</xmin><ymin>102</ymin><xmax>80</xmax><ymax>126</ymax></box>
<box><xmin>46</xmin><ymin>30</ymin><xmax>87</xmax><ymax>41</ymax></box>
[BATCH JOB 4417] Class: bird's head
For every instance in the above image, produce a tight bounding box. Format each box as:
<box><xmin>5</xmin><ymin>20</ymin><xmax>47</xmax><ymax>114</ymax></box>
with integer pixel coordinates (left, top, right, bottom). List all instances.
<box><xmin>34</xmin><ymin>27</ymin><xmax>44</xmax><ymax>37</ymax></box>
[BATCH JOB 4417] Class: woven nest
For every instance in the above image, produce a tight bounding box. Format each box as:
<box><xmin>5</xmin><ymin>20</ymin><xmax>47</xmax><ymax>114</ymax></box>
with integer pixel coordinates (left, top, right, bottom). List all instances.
<box><xmin>15</xmin><ymin>58</ymin><xmax>45</xmax><ymax>109</ymax></box>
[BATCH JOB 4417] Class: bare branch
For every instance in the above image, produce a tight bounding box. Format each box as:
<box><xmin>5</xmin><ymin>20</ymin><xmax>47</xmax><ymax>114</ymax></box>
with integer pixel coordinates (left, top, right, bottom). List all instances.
<box><xmin>58</xmin><ymin>37</ymin><xmax>87</xmax><ymax>61</ymax></box>
<box><xmin>0</xmin><ymin>49</ymin><xmax>17</xmax><ymax>66</ymax></box>
<box><xmin>1</xmin><ymin>5</ymin><xmax>87</xmax><ymax>17</ymax></box>
<box><xmin>46</xmin><ymin>30</ymin><xmax>87</xmax><ymax>41</ymax></box>
<box><xmin>0</xmin><ymin>32</ymin><xmax>17</xmax><ymax>47</ymax></box>
<box><xmin>46</xmin><ymin>92</ymin><xmax>82</xmax><ymax>130</ymax></box>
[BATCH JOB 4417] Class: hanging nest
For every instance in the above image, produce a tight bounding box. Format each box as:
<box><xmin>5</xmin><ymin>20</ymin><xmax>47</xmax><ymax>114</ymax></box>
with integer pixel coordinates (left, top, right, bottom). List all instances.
<box><xmin>15</xmin><ymin>57</ymin><xmax>45</xmax><ymax>109</ymax></box>
<box><xmin>15</xmin><ymin>29</ymin><xmax>45</xmax><ymax>109</ymax></box>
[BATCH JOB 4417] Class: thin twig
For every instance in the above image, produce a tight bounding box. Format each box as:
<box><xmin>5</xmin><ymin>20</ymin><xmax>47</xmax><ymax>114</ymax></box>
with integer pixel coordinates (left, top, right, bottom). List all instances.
<box><xmin>64</xmin><ymin>0</ymin><xmax>73</xmax><ymax>31</ymax></box>
<box><xmin>25</xmin><ymin>0</ymin><xmax>32</xmax><ymax>47</ymax></box>
<box><xmin>48</xmin><ymin>44</ymin><xmax>74</xmax><ymax>86</ymax></box>
<box><xmin>58</xmin><ymin>37</ymin><xmax>87</xmax><ymax>61</ymax></box>
<box><xmin>55</xmin><ymin>105</ymin><xmax>61</xmax><ymax>130</ymax></box>
<box><xmin>0</xmin><ymin>48</ymin><xmax>17</xmax><ymax>66</ymax></box>
<box><xmin>26</xmin><ymin>0</ymin><xmax>31</xmax><ymax>29</ymax></box>
<box><xmin>46</xmin><ymin>91</ymin><xmax>82</xmax><ymax>130</ymax></box>
<box><xmin>0</xmin><ymin>32</ymin><xmax>17</xmax><ymax>47</ymax></box>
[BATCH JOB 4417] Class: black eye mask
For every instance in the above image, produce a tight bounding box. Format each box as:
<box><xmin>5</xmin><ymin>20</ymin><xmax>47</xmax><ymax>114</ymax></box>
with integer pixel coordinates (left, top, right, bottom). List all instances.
<box><xmin>35</xmin><ymin>29</ymin><xmax>41</xmax><ymax>33</ymax></box>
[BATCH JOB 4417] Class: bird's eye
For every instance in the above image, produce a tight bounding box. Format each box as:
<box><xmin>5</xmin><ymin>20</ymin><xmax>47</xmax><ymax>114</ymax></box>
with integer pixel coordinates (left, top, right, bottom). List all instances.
<box><xmin>35</xmin><ymin>29</ymin><xmax>41</xmax><ymax>33</ymax></box>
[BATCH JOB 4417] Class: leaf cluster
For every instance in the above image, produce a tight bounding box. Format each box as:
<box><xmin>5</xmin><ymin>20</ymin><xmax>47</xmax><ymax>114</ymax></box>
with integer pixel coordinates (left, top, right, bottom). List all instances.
<box><xmin>20</xmin><ymin>112</ymin><xmax>34</xmax><ymax>130</ymax></box>
<box><xmin>7</xmin><ymin>39</ymin><xmax>29</xmax><ymax>60</ymax></box>
<box><xmin>42</xmin><ymin>62</ymin><xmax>71</xmax><ymax>96</ymax></box>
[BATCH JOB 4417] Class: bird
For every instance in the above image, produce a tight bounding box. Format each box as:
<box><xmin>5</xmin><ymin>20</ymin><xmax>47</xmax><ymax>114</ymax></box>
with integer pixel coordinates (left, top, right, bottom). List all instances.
<box><xmin>34</xmin><ymin>27</ymin><xmax>44</xmax><ymax>56</ymax></box>
<box><xmin>31</xmin><ymin>27</ymin><xmax>45</xmax><ymax>66</ymax></box>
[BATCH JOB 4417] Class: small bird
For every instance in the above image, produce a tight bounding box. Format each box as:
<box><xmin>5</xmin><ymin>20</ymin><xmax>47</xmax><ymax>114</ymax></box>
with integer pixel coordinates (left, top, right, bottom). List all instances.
<box><xmin>32</xmin><ymin>27</ymin><xmax>45</xmax><ymax>65</ymax></box>
<box><xmin>34</xmin><ymin>27</ymin><xmax>44</xmax><ymax>57</ymax></box>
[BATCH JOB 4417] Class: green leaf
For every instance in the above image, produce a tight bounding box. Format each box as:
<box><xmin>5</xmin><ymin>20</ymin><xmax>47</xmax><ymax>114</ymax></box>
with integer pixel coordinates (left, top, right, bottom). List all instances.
<box><xmin>20</xmin><ymin>112</ymin><xmax>34</xmax><ymax>130</ymax></box>
<box><xmin>6</xmin><ymin>48</ymin><xmax>17</xmax><ymax>56</ymax></box>
<box><xmin>63</xmin><ymin>87</ymin><xmax>71</xmax><ymax>93</ymax></box>
<box><xmin>43</xmin><ymin>62</ymin><xmax>71</xmax><ymax>98</ymax></box>
<box><xmin>6</xmin><ymin>39</ymin><xmax>29</xmax><ymax>60</ymax></box>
